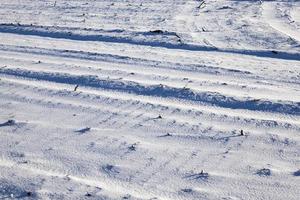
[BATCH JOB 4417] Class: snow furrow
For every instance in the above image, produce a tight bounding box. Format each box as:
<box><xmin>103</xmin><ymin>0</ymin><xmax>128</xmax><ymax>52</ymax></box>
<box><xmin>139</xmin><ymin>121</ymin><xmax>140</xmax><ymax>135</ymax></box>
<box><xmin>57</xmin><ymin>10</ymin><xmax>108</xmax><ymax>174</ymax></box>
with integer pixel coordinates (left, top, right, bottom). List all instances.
<box><xmin>1</xmin><ymin>1</ymin><xmax>300</xmax><ymax>199</ymax></box>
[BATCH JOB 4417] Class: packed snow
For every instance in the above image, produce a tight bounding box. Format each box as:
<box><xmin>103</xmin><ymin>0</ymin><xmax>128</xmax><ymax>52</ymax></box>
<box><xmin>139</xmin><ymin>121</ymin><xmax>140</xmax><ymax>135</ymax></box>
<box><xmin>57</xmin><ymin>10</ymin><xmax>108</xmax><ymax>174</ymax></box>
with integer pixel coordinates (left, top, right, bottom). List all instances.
<box><xmin>0</xmin><ymin>0</ymin><xmax>299</xmax><ymax>199</ymax></box>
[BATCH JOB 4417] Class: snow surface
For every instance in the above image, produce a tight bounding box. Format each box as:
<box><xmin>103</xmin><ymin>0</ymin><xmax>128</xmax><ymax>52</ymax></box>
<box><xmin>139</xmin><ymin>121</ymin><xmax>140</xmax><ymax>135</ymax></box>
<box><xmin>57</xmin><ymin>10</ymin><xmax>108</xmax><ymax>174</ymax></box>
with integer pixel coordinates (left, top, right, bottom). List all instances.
<box><xmin>0</xmin><ymin>0</ymin><xmax>299</xmax><ymax>199</ymax></box>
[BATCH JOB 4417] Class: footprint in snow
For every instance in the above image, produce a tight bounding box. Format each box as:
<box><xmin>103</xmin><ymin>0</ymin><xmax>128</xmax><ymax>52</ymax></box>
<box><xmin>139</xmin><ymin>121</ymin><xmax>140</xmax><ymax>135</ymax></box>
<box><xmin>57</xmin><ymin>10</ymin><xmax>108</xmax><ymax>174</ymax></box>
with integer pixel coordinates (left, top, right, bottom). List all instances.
<box><xmin>181</xmin><ymin>188</ymin><xmax>193</xmax><ymax>193</ymax></box>
<box><xmin>85</xmin><ymin>193</ymin><xmax>92</xmax><ymax>197</ymax></box>
<box><xmin>8</xmin><ymin>151</ymin><xmax>25</xmax><ymax>158</ymax></box>
<box><xmin>74</xmin><ymin>127</ymin><xmax>91</xmax><ymax>134</ymax></box>
<box><xmin>0</xmin><ymin>180</ymin><xmax>35</xmax><ymax>199</ymax></box>
<box><xmin>102</xmin><ymin>164</ymin><xmax>119</xmax><ymax>176</ymax></box>
<box><xmin>0</xmin><ymin>119</ymin><xmax>27</xmax><ymax>132</ymax></box>
<box><xmin>256</xmin><ymin>168</ymin><xmax>271</xmax><ymax>176</ymax></box>
<box><xmin>184</xmin><ymin>171</ymin><xmax>209</xmax><ymax>181</ymax></box>
<box><xmin>122</xmin><ymin>194</ymin><xmax>131</xmax><ymax>199</ymax></box>
<box><xmin>128</xmin><ymin>143</ymin><xmax>137</xmax><ymax>151</ymax></box>
<box><xmin>0</xmin><ymin>119</ymin><xmax>16</xmax><ymax>127</ymax></box>
<box><xmin>293</xmin><ymin>170</ymin><xmax>300</xmax><ymax>176</ymax></box>
<box><xmin>157</xmin><ymin>133</ymin><xmax>173</xmax><ymax>137</ymax></box>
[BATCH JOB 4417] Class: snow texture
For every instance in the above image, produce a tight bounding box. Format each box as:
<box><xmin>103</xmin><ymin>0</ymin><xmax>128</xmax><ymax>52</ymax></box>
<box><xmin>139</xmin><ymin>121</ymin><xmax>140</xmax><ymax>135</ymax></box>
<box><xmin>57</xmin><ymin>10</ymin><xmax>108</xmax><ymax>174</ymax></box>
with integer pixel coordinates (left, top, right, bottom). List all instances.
<box><xmin>0</xmin><ymin>0</ymin><xmax>299</xmax><ymax>199</ymax></box>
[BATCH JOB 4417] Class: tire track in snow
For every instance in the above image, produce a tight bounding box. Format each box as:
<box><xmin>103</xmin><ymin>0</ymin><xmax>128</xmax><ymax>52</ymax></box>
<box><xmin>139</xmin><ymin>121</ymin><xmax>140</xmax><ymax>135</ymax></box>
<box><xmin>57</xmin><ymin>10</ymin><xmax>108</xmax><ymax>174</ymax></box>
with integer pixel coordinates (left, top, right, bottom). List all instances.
<box><xmin>1</xmin><ymin>77</ymin><xmax>299</xmax><ymax>140</ymax></box>
<box><xmin>1</xmin><ymin>24</ymin><xmax>300</xmax><ymax>61</ymax></box>
<box><xmin>1</xmin><ymin>1</ymin><xmax>300</xmax><ymax>199</ymax></box>
<box><xmin>1</xmin><ymin>67</ymin><xmax>299</xmax><ymax>115</ymax></box>
<box><xmin>1</xmin><ymin>47</ymin><xmax>299</xmax><ymax>103</ymax></box>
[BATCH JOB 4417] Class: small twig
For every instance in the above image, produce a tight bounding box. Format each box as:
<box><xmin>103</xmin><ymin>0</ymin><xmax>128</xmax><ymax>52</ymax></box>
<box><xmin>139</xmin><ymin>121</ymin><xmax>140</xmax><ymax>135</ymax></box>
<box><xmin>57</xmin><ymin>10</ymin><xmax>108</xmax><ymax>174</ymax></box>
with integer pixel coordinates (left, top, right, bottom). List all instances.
<box><xmin>74</xmin><ymin>84</ymin><xmax>79</xmax><ymax>91</ymax></box>
<box><xmin>197</xmin><ymin>1</ymin><xmax>206</xmax><ymax>9</ymax></box>
<box><xmin>174</xmin><ymin>33</ymin><xmax>183</xmax><ymax>44</ymax></box>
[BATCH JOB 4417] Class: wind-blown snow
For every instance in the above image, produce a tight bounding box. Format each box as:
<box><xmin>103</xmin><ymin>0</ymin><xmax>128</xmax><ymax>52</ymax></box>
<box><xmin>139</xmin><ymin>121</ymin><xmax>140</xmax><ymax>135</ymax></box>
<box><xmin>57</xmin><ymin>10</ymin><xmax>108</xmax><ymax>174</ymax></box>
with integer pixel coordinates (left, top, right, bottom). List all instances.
<box><xmin>0</xmin><ymin>0</ymin><xmax>299</xmax><ymax>199</ymax></box>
